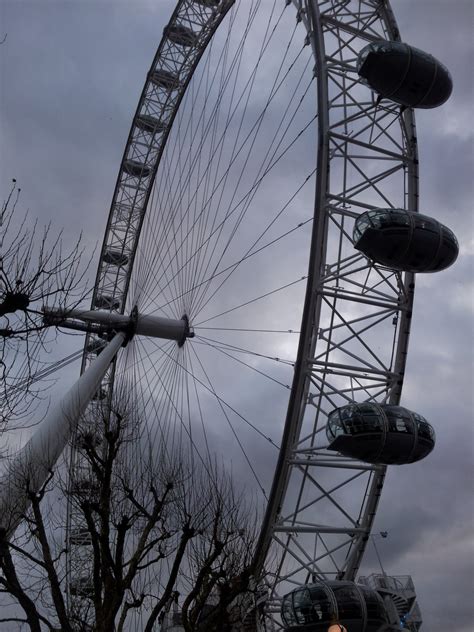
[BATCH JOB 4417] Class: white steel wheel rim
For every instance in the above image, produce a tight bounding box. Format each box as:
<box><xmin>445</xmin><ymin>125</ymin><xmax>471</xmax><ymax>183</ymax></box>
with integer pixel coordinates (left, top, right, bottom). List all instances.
<box><xmin>66</xmin><ymin>1</ymin><xmax>418</xmax><ymax>628</ymax></box>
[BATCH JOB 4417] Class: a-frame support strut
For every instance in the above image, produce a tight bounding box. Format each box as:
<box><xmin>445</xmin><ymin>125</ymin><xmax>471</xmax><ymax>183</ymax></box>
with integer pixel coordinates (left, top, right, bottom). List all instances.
<box><xmin>0</xmin><ymin>308</ymin><xmax>192</xmax><ymax>536</ymax></box>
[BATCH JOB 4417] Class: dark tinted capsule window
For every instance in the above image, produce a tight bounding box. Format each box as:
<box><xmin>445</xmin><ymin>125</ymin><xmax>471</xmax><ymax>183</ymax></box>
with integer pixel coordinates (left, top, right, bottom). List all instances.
<box><xmin>332</xmin><ymin>584</ymin><xmax>363</xmax><ymax>619</ymax></box>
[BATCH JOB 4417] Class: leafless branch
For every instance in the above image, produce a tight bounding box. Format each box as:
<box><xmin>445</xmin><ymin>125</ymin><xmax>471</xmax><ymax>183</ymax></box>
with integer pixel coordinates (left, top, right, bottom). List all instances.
<box><xmin>1</xmin><ymin>180</ymin><xmax>93</xmax><ymax>428</ymax></box>
<box><xmin>0</xmin><ymin>389</ymin><xmax>260</xmax><ymax>629</ymax></box>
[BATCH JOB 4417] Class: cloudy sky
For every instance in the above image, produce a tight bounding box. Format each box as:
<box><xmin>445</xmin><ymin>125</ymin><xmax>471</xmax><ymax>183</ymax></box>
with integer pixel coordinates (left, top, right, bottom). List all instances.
<box><xmin>0</xmin><ymin>1</ymin><xmax>473</xmax><ymax>631</ymax></box>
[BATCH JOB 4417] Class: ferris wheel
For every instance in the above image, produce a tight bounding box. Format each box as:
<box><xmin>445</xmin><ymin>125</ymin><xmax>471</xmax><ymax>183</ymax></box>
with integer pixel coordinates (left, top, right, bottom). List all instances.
<box><xmin>5</xmin><ymin>0</ymin><xmax>455</xmax><ymax>629</ymax></box>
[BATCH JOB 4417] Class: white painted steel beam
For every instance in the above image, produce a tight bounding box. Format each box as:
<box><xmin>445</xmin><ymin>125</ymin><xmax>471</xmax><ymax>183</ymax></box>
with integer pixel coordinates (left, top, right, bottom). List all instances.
<box><xmin>273</xmin><ymin>525</ymin><xmax>367</xmax><ymax>535</ymax></box>
<box><xmin>289</xmin><ymin>459</ymin><xmax>382</xmax><ymax>471</ymax></box>
<box><xmin>0</xmin><ymin>331</ymin><xmax>125</xmax><ymax>537</ymax></box>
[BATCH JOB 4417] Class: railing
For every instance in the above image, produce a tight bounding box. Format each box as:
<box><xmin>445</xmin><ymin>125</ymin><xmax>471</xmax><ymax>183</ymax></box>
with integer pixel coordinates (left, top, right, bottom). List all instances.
<box><xmin>359</xmin><ymin>573</ymin><xmax>415</xmax><ymax>592</ymax></box>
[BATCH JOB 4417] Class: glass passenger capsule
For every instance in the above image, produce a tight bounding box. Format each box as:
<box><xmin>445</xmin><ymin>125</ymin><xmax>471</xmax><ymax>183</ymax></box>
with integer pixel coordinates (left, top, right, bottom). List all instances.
<box><xmin>102</xmin><ymin>249</ymin><xmax>129</xmax><ymax>267</ymax></box>
<box><xmin>281</xmin><ymin>581</ymin><xmax>389</xmax><ymax>632</ymax></box>
<box><xmin>135</xmin><ymin>114</ymin><xmax>167</xmax><ymax>134</ymax></box>
<box><xmin>69</xmin><ymin>528</ymin><xmax>92</xmax><ymax>546</ymax></box>
<box><xmin>69</xmin><ymin>576</ymin><xmax>94</xmax><ymax>598</ymax></box>
<box><xmin>94</xmin><ymin>295</ymin><xmax>120</xmax><ymax>310</ymax></box>
<box><xmin>353</xmin><ymin>208</ymin><xmax>458</xmax><ymax>273</ymax></box>
<box><xmin>195</xmin><ymin>0</ymin><xmax>220</xmax><ymax>6</ymax></box>
<box><xmin>357</xmin><ymin>40</ymin><xmax>452</xmax><ymax>108</ymax></box>
<box><xmin>150</xmin><ymin>69</ymin><xmax>180</xmax><ymax>91</ymax></box>
<box><xmin>165</xmin><ymin>24</ymin><xmax>198</xmax><ymax>47</ymax></box>
<box><xmin>123</xmin><ymin>159</ymin><xmax>151</xmax><ymax>178</ymax></box>
<box><xmin>70</xmin><ymin>477</ymin><xmax>100</xmax><ymax>496</ymax></box>
<box><xmin>326</xmin><ymin>403</ymin><xmax>435</xmax><ymax>465</ymax></box>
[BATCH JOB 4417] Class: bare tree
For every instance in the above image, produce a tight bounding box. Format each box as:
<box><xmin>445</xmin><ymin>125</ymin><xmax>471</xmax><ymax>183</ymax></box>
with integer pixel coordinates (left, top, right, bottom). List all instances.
<box><xmin>0</xmin><ymin>389</ymin><xmax>261</xmax><ymax>631</ymax></box>
<box><xmin>1</xmin><ymin>180</ymin><xmax>91</xmax><ymax>428</ymax></box>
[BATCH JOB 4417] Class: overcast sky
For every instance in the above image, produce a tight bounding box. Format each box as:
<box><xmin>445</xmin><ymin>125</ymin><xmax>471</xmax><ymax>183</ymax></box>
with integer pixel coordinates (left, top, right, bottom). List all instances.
<box><xmin>0</xmin><ymin>1</ymin><xmax>473</xmax><ymax>631</ymax></box>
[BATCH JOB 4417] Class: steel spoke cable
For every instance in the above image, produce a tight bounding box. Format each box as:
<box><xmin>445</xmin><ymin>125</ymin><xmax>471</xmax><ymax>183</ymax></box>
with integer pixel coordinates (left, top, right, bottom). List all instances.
<box><xmin>183</xmin><ymin>345</ymin><xmax>195</xmax><ymax>470</ymax></box>
<box><xmin>139</xmin><ymin>28</ymin><xmax>310</xmax><ymax>308</ymax></box>
<box><xmin>141</xmin><ymin>111</ymin><xmax>316</xmax><ymax>316</ymax></box>
<box><xmin>136</xmin><ymin>5</ymin><xmax>258</xmax><ymax>304</ymax></box>
<box><xmin>189</xmin><ymin>47</ymin><xmax>312</xmax><ymax>316</ymax></box>
<box><xmin>132</xmin><ymin>338</ymin><xmax>194</xmax><ymax>463</ymax></box>
<box><xmin>181</xmin><ymin>40</ymin><xmax>311</xmax><ymax>317</ymax></box>
<box><xmin>132</xmin><ymin>213</ymin><xmax>313</xmax><ymax>317</ymax></box>
<box><xmin>190</xmin><ymin>103</ymin><xmax>316</xmax><ymax>320</ymax></box>
<box><xmin>133</xmin><ymin>337</ymin><xmax>235</xmax><ymax>482</ymax></box>
<box><xmin>135</xmin><ymin>50</ymin><xmax>221</xmax><ymax>312</ymax></box>
<box><xmin>193</xmin><ymin>337</ymin><xmax>292</xmax><ymax>390</ymax></box>
<box><xmin>183</xmin><ymin>10</ymin><xmax>242</xmax><ymax>310</ymax></box>
<box><xmin>186</xmin><ymin>346</ymin><xmax>213</xmax><ymax>467</ymax></box>
<box><xmin>117</xmin><ymin>337</ymin><xmax>180</xmax><ymax>449</ymax></box>
<box><xmin>194</xmin><ymin>275</ymin><xmax>307</xmax><ymax>327</ymax></box>
<box><xmin>193</xmin><ymin>335</ymin><xmax>294</xmax><ymax>367</ymax></box>
<box><xmin>187</xmin><ymin>342</ymin><xmax>270</xmax><ymax>499</ymax></box>
<box><xmin>125</xmin><ymin>340</ymin><xmax>263</xmax><ymax>565</ymax></box>
<box><xmin>132</xmin><ymin>200</ymin><xmax>183</xmax><ymax>318</ymax></box>
<box><xmin>196</xmin><ymin>327</ymin><xmax>300</xmax><ymax>334</ymax></box>
<box><xmin>5</xmin><ymin>347</ymin><xmax>84</xmax><ymax>396</ymax></box>
<box><xmin>128</xmin><ymin>339</ymin><xmax>181</xmax><ymax>464</ymax></box>
<box><xmin>150</xmin><ymin>0</ymin><xmax>274</xmax><ymax>244</ymax></box>
<box><xmin>185</xmin><ymin>5</ymin><xmax>298</xmax><ymax>314</ymax></box>
<box><xmin>149</xmin><ymin>337</ymin><xmax>280</xmax><ymax>453</ymax></box>
<box><xmin>130</xmin><ymin>339</ymin><xmax>189</xmax><ymax>456</ymax></box>
<box><xmin>182</xmin><ymin>60</ymin><xmax>213</xmax><ymax>313</ymax></box>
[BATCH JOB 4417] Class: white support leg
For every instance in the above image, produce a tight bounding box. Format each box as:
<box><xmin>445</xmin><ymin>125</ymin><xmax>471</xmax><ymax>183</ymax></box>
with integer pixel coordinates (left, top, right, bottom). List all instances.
<box><xmin>0</xmin><ymin>331</ymin><xmax>125</xmax><ymax>537</ymax></box>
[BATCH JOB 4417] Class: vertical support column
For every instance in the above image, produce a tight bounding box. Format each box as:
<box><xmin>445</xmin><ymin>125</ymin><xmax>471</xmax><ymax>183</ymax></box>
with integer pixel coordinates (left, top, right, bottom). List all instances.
<box><xmin>0</xmin><ymin>331</ymin><xmax>126</xmax><ymax>536</ymax></box>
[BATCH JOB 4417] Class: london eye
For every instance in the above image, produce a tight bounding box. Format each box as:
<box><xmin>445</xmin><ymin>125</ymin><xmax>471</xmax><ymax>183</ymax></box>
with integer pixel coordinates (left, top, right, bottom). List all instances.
<box><xmin>0</xmin><ymin>1</ymin><xmax>461</xmax><ymax>630</ymax></box>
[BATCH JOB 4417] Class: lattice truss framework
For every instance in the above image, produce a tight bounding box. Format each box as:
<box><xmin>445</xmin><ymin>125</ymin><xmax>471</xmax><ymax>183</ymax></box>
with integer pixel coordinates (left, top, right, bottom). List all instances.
<box><xmin>263</xmin><ymin>0</ymin><xmax>418</xmax><ymax>620</ymax></box>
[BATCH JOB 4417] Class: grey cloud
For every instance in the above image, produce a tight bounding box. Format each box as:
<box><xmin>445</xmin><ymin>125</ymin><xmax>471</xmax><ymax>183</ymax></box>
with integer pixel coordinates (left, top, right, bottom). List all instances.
<box><xmin>0</xmin><ymin>2</ymin><xmax>472</xmax><ymax>631</ymax></box>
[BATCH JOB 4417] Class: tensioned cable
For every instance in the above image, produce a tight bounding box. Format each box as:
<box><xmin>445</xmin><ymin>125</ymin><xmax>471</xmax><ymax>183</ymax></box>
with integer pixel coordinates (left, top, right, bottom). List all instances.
<box><xmin>142</xmin><ymin>335</ymin><xmax>280</xmax><ymax>453</ymax></box>
<box><xmin>184</xmin><ymin>8</ymin><xmax>300</xmax><ymax>315</ymax></box>
<box><xmin>131</xmin><ymin>337</ymin><xmax>192</xmax><ymax>459</ymax></box>
<box><xmin>141</xmin><ymin>1</ymin><xmax>273</xmax><ymax>289</ymax></box>
<box><xmin>137</xmin><ymin>7</ymin><xmax>308</xmax><ymax>311</ymax></box>
<box><xmin>130</xmin><ymin>338</ymin><xmax>183</xmax><ymax>451</ymax></box>
<box><xmin>194</xmin><ymin>337</ymin><xmax>292</xmax><ymax>390</ymax></box>
<box><xmin>136</xmin><ymin>210</ymin><xmax>313</xmax><ymax>317</ymax></box>
<box><xmin>142</xmin><ymin>108</ymin><xmax>316</xmax><ymax>318</ymax></box>
<box><xmin>196</xmin><ymin>327</ymin><xmax>300</xmax><ymax>334</ymax></box>
<box><xmin>135</xmin><ymin>4</ymin><xmax>256</xmax><ymax>307</ymax></box>
<box><xmin>144</xmin><ymin>94</ymin><xmax>315</xmax><ymax>320</ymax></box>
<box><xmin>186</xmin><ymin>345</ymin><xmax>213</xmax><ymax>467</ymax></box>
<box><xmin>180</xmin><ymin>10</ymin><xmax>243</xmax><ymax>312</ymax></box>
<box><xmin>108</xmin><ymin>341</ymin><xmax>199</xmax><ymax>620</ymax></box>
<box><xmin>190</xmin><ymin>148</ymin><xmax>315</xmax><ymax>320</ymax></box>
<box><xmin>193</xmin><ymin>335</ymin><xmax>294</xmax><ymax>367</ymax></box>
<box><xmin>188</xmin><ymin>342</ymin><xmax>270</xmax><ymax>499</ymax></box>
<box><xmin>189</xmin><ymin>52</ymin><xmax>314</xmax><ymax>317</ymax></box>
<box><xmin>130</xmin><ymin>337</ymin><xmax>241</xmax><ymax>496</ymax></box>
<box><xmin>194</xmin><ymin>275</ymin><xmax>307</xmax><ymax>327</ymax></box>
<box><xmin>5</xmin><ymin>347</ymin><xmax>84</xmax><ymax>396</ymax></box>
